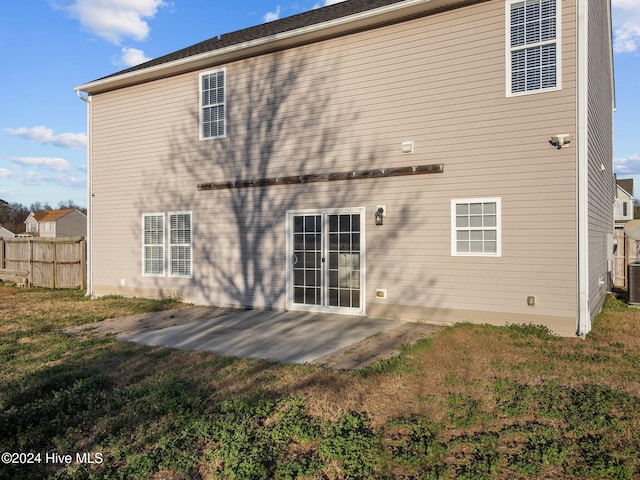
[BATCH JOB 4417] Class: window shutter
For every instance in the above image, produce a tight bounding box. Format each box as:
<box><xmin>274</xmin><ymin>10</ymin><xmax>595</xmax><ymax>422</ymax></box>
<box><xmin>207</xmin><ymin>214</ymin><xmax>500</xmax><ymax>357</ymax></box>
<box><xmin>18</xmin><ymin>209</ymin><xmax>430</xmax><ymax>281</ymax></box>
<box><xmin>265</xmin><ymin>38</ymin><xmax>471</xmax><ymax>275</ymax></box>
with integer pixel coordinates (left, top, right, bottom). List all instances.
<box><xmin>143</xmin><ymin>214</ymin><xmax>164</xmax><ymax>275</ymax></box>
<box><xmin>169</xmin><ymin>213</ymin><xmax>192</xmax><ymax>277</ymax></box>
<box><xmin>509</xmin><ymin>0</ymin><xmax>557</xmax><ymax>94</ymax></box>
<box><xmin>201</xmin><ymin>70</ymin><xmax>225</xmax><ymax>138</ymax></box>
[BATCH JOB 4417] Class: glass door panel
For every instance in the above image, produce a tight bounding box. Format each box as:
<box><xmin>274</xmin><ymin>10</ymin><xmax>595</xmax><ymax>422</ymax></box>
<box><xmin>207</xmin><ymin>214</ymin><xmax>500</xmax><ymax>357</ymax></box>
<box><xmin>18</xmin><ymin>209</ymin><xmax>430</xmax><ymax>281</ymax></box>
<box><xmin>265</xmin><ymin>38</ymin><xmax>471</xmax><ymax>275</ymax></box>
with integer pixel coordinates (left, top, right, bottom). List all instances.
<box><xmin>292</xmin><ymin>214</ymin><xmax>322</xmax><ymax>306</ymax></box>
<box><xmin>289</xmin><ymin>210</ymin><xmax>363</xmax><ymax>313</ymax></box>
<box><xmin>327</xmin><ymin>213</ymin><xmax>361</xmax><ymax>309</ymax></box>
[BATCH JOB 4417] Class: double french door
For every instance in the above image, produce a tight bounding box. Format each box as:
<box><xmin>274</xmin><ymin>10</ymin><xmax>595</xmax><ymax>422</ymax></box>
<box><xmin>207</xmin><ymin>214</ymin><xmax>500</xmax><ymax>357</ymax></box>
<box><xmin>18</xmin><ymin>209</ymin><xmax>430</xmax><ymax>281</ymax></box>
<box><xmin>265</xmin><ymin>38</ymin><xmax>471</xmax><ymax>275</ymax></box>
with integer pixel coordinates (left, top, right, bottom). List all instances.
<box><xmin>287</xmin><ymin>209</ymin><xmax>364</xmax><ymax>314</ymax></box>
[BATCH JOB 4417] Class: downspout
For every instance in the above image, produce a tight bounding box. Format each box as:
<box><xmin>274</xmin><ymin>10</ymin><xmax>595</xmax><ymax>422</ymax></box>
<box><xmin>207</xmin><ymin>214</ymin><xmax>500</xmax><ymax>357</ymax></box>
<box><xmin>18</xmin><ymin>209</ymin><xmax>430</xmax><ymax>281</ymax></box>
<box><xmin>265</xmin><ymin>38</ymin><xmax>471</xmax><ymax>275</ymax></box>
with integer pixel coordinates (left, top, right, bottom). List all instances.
<box><xmin>576</xmin><ymin>0</ymin><xmax>590</xmax><ymax>335</ymax></box>
<box><xmin>608</xmin><ymin>0</ymin><xmax>617</xmax><ymax>294</ymax></box>
<box><xmin>76</xmin><ymin>89</ymin><xmax>93</xmax><ymax>297</ymax></box>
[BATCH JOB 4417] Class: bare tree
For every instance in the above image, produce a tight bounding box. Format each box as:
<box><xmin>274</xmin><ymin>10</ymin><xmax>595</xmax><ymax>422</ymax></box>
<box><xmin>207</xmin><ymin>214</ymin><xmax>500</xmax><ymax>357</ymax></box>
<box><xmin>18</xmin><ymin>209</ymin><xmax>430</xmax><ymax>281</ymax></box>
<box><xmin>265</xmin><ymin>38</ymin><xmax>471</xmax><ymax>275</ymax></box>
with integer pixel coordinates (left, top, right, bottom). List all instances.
<box><xmin>29</xmin><ymin>201</ymin><xmax>52</xmax><ymax>212</ymax></box>
<box><xmin>0</xmin><ymin>200</ymin><xmax>30</xmax><ymax>233</ymax></box>
<box><xmin>58</xmin><ymin>200</ymin><xmax>87</xmax><ymax>214</ymax></box>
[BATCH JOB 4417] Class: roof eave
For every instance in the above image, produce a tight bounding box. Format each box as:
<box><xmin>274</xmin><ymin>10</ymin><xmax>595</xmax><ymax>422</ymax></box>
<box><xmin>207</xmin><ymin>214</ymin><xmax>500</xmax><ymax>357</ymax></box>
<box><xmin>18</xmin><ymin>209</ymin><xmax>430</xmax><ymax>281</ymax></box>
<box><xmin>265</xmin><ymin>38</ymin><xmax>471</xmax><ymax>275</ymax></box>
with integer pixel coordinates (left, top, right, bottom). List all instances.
<box><xmin>75</xmin><ymin>0</ymin><xmax>478</xmax><ymax>95</ymax></box>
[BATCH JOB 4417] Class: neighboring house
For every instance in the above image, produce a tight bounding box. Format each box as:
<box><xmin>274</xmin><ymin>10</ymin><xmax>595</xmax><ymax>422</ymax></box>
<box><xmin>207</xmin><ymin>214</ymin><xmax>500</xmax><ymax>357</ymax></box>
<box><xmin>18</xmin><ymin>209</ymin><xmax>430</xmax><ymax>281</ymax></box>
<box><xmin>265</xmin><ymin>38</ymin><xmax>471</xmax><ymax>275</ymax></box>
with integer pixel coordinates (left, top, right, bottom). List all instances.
<box><xmin>24</xmin><ymin>209</ymin><xmax>87</xmax><ymax>238</ymax></box>
<box><xmin>613</xmin><ymin>178</ymin><xmax>635</xmax><ymax>287</ymax></box>
<box><xmin>0</xmin><ymin>225</ymin><xmax>15</xmax><ymax>238</ymax></box>
<box><xmin>76</xmin><ymin>0</ymin><xmax>615</xmax><ymax>336</ymax></box>
<box><xmin>614</xmin><ymin>179</ymin><xmax>634</xmax><ymax>223</ymax></box>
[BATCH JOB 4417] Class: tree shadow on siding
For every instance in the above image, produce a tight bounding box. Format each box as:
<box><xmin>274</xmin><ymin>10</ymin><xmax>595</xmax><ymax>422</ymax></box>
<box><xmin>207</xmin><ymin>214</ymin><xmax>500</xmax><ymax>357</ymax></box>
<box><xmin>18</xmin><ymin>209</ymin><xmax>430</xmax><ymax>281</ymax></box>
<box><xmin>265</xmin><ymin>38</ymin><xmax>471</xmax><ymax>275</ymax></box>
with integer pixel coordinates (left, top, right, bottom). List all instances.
<box><xmin>131</xmin><ymin>47</ymin><xmax>448</xmax><ymax>324</ymax></box>
<box><xmin>136</xmin><ymin>51</ymin><xmax>341</xmax><ymax>307</ymax></box>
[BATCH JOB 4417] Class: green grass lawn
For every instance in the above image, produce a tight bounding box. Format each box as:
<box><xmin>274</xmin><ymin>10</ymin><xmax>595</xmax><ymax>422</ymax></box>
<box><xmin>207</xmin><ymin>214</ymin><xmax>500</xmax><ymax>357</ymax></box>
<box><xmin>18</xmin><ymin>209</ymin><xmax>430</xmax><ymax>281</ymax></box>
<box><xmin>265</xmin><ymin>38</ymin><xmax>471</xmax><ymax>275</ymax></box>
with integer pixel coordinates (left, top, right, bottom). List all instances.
<box><xmin>1</xmin><ymin>285</ymin><xmax>640</xmax><ymax>479</ymax></box>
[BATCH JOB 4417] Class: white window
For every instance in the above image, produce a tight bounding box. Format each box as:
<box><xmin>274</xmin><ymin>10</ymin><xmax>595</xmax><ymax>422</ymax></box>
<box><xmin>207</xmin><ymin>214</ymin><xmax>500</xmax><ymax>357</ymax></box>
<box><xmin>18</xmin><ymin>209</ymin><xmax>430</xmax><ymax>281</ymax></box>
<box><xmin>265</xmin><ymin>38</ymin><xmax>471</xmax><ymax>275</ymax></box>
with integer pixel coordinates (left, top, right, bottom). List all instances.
<box><xmin>142</xmin><ymin>212</ymin><xmax>193</xmax><ymax>277</ymax></box>
<box><xmin>143</xmin><ymin>214</ymin><xmax>165</xmax><ymax>276</ymax></box>
<box><xmin>200</xmin><ymin>69</ymin><xmax>225</xmax><ymax>139</ymax></box>
<box><xmin>169</xmin><ymin>212</ymin><xmax>192</xmax><ymax>277</ymax></box>
<box><xmin>507</xmin><ymin>0</ymin><xmax>560</xmax><ymax>95</ymax></box>
<box><xmin>451</xmin><ymin>198</ymin><xmax>502</xmax><ymax>256</ymax></box>
<box><xmin>614</xmin><ymin>200</ymin><xmax>630</xmax><ymax>219</ymax></box>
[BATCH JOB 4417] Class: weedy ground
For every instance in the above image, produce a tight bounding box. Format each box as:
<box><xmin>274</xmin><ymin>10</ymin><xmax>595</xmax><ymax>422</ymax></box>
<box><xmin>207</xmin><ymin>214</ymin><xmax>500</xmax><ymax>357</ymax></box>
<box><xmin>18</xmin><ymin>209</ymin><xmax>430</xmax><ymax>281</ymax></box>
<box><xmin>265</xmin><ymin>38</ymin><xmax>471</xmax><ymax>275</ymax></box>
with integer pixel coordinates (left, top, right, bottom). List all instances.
<box><xmin>1</xmin><ymin>285</ymin><xmax>640</xmax><ymax>479</ymax></box>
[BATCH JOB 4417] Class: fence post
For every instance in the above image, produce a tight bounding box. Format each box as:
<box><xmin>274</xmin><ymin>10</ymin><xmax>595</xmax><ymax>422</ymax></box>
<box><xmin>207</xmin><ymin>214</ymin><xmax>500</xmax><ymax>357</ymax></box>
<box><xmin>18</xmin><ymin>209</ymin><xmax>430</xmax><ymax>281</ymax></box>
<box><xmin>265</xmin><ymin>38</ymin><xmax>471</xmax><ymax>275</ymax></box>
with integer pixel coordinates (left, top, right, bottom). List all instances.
<box><xmin>52</xmin><ymin>240</ymin><xmax>57</xmax><ymax>289</ymax></box>
<box><xmin>80</xmin><ymin>238</ymin><xmax>87</xmax><ymax>290</ymax></box>
<box><xmin>28</xmin><ymin>239</ymin><xmax>33</xmax><ymax>287</ymax></box>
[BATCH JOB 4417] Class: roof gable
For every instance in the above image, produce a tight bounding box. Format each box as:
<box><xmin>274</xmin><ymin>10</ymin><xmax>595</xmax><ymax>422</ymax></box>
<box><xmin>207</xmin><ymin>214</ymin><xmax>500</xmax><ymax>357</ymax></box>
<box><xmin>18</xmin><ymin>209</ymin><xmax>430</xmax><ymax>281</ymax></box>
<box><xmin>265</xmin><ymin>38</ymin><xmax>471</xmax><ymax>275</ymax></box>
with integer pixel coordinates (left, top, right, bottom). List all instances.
<box><xmin>30</xmin><ymin>209</ymin><xmax>80</xmax><ymax>223</ymax></box>
<box><xmin>617</xmin><ymin>178</ymin><xmax>633</xmax><ymax>197</ymax></box>
<box><xmin>96</xmin><ymin>0</ymin><xmax>408</xmax><ymax>83</ymax></box>
<box><xmin>77</xmin><ymin>0</ymin><xmax>482</xmax><ymax>94</ymax></box>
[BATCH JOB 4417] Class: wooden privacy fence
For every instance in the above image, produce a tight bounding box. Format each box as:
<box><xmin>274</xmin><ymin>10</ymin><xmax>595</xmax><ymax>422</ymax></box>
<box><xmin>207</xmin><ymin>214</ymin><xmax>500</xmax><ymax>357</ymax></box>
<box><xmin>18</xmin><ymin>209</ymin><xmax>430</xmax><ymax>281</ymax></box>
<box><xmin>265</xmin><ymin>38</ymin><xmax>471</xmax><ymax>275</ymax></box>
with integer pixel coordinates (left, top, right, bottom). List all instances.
<box><xmin>0</xmin><ymin>237</ymin><xmax>86</xmax><ymax>289</ymax></box>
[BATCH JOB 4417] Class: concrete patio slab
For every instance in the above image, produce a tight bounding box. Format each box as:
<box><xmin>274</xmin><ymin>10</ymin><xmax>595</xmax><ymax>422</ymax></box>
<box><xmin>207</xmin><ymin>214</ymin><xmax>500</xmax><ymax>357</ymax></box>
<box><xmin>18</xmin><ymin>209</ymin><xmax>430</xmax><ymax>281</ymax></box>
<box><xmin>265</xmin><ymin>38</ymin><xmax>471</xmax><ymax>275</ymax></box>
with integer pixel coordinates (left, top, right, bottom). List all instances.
<box><xmin>122</xmin><ymin>309</ymin><xmax>405</xmax><ymax>364</ymax></box>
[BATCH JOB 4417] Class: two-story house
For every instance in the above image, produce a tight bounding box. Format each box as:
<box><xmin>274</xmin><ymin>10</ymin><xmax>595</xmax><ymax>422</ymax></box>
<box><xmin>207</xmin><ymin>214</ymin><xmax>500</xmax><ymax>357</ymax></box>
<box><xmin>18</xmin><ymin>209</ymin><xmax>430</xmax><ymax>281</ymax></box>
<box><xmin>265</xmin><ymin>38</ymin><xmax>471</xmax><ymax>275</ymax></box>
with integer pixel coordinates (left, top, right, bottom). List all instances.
<box><xmin>76</xmin><ymin>0</ymin><xmax>614</xmax><ymax>336</ymax></box>
<box><xmin>24</xmin><ymin>208</ymin><xmax>87</xmax><ymax>238</ymax></box>
<box><xmin>615</xmin><ymin>179</ymin><xmax>634</xmax><ymax>224</ymax></box>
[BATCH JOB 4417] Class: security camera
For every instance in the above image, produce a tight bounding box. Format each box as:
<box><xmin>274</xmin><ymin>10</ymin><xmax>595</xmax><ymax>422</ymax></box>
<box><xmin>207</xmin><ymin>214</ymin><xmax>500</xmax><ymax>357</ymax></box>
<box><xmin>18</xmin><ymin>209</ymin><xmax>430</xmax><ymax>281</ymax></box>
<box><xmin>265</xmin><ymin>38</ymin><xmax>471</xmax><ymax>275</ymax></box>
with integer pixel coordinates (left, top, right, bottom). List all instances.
<box><xmin>549</xmin><ymin>134</ymin><xmax>572</xmax><ymax>149</ymax></box>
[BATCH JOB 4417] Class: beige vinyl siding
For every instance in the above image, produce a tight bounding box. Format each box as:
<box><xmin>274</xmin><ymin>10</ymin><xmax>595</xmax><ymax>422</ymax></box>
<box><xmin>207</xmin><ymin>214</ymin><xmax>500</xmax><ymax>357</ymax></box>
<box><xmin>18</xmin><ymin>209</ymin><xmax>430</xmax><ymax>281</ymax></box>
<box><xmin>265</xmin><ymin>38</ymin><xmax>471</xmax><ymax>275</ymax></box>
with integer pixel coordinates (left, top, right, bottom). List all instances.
<box><xmin>89</xmin><ymin>0</ymin><xmax>580</xmax><ymax>334</ymax></box>
<box><xmin>586</xmin><ymin>0</ymin><xmax>615</xmax><ymax>319</ymax></box>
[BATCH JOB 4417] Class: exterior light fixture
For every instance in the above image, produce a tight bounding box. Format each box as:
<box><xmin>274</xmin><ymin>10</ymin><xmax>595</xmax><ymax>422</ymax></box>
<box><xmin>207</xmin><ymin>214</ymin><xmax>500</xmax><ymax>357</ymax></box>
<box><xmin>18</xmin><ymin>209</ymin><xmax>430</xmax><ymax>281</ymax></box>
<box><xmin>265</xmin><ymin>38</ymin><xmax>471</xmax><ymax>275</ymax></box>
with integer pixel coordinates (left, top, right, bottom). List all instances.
<box><xmin>549</xmin><ymin>134</ymin><xmax>572</xmax><ymax>149</ymax></box>
<box><xmin>375</xmin><ymin>206</ymin><xmax>384</xmax><ymax>226</ymax></box>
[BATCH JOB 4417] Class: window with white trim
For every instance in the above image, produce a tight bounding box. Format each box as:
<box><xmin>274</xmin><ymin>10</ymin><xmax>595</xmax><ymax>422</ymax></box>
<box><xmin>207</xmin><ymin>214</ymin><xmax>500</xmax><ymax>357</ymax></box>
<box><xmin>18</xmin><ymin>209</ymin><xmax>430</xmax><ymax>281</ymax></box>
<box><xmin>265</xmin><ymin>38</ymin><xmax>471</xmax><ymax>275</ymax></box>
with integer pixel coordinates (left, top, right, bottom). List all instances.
<box><xmin>200</xmin><ymin>69</ymin><xmax>225</xmax><ymax>139</ymax></box>
<box><xmin>507</xmin><ymin>0</ymin><xmax>559</xmax><ymax>95</ymax></box>
<box><xmin>169</xmin><ymin>212</ymin><xmax>192</xmax><ymax>277</ymax></box>
<box><xmin>451</xmin><ymin>198</ymin><xmax>502</xmax><ymax>256</ymax></box>
<box><xmin>143</xmin><ymin>214</ymin><xmax>164</xmax><ymax>275</ymax></box>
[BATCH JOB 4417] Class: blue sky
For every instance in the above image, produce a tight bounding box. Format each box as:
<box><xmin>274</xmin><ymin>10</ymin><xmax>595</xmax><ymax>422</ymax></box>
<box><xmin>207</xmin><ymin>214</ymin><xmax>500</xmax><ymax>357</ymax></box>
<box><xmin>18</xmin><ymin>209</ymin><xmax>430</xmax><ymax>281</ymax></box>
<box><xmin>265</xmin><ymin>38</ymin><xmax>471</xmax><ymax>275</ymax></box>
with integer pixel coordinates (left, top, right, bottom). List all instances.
<box><xmin>0</xmin><ymin>0</ymin><xmax>639</xmax><ymax>209</ymax></box>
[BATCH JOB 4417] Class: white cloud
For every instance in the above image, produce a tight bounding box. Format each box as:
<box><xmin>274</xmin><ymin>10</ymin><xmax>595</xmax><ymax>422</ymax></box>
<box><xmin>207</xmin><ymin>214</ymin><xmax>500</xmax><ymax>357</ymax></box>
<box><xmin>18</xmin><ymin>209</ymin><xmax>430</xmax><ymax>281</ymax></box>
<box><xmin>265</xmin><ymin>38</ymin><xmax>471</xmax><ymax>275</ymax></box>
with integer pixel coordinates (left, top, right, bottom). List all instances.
<box><xmin>615</xmin><ymin>154</ymin><xmax>640</xmax><ymax>174</ymax></box>
<box><xmin>0</xmin><ymin>168</ymin><xmax>12</xmax><ymax>178</ymax></box>
<box><xmin>612</xmin><ymin>0</ymin><xmax>640</xmax><ymax>53</ymax></box>
<box><xmin>8</xmin><ymin>156</ymin><xmax>86</xmax><ymax>188</ymax></box>
<box><xmin>264</xmin><ymin>6</ymin><xmax>281</xmax><ymax>22</ymax></box>
<box><xmin>55</xmin><ymin>175</ymin><xmax>84</xmax><ymax>187</ymax></box>
<box><xmin>20</xmin><ymin>172</ymin><xmax>49</xmax><ymax>186</ymax></box>
<box><xmin>60</xmin><ymin>0</ymin><xmax>165</xmax><ymax>45</ymax></box>
<box><xmin>118</xmin><ymin>47</ymin><xmax>151</xmax><ymax>67</ymax></box>
<box><xmin>313</xmin><ymin>0</ymin><xmax>346</xmax><ymax>8</ymax></box>
<box><xmin>12</xmin><ymin>157</ymin><xmax>73</xmax><ymax>173</ymax></box>
<box><xmin>4</xmin><ymin>126</ymin><xmax>87</xmax><ymax>149</ymax></box>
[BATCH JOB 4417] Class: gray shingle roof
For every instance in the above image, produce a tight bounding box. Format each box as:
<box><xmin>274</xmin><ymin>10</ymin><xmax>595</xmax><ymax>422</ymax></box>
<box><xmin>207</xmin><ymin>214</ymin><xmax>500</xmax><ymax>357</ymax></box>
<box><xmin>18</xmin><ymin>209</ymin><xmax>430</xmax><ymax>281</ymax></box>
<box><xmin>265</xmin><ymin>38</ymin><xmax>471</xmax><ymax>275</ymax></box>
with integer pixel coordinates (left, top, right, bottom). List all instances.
<box><xmin>618</xmin><ymin>178</ymin><xmax>634</xmax><ymax>196</ymax></box>
<box><xmin>93</xmin><ymin>0</ymin><xmax>408</xmax><ymax>82</ymax></box>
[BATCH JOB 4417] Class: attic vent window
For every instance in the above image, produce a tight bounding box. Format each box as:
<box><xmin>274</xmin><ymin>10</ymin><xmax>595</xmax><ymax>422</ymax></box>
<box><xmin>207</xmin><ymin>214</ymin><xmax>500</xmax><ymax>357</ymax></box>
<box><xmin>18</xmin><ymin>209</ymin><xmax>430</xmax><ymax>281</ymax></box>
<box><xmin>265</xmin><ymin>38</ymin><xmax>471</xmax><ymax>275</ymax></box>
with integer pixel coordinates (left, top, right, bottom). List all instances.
<box><xmin>200</xmin><ymin>69</ymin><xmax>226</xmax><ymax>139</ymax></box>
<box><xmin>508</xmin><ymin>0</ymin><xmax>559</xmax><ymax>95</ymax></box>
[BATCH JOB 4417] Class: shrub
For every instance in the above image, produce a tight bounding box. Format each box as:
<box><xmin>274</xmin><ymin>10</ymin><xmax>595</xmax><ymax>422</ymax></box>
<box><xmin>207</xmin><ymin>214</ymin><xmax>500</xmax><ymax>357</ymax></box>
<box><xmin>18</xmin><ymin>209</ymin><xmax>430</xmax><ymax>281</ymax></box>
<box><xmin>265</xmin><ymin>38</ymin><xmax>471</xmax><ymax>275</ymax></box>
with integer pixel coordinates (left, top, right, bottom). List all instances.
<box><xmin>319</xmin><ymin>411</ymin><xmax>385</xmax><ymax>478</ymax></box>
